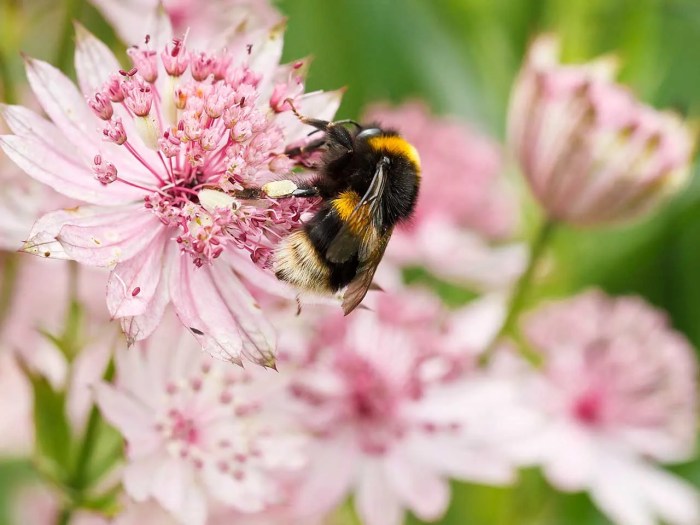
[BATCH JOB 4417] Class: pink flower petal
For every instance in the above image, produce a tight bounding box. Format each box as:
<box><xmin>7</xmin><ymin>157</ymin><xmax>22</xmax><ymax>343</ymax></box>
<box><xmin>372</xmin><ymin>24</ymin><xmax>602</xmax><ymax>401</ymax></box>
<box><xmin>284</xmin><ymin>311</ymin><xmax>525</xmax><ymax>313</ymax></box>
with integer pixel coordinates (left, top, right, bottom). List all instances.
<box><xmin>95</xmin><ymin>383</ymin><xmax>156</xmax><ymax>444</ymax></box>
<box><xmin>55</xmin><ymin>205</ymin><xmax>165</xmax><ymax>266</ymax></box>
<box><xmin>0</xmin><ymin>135</ymin><xmax>141</xmax><ymax>205</ymax></box>
<box><xmin>276</xmin><ymin>89</ymin><xmax>343</xmax><ymax>144</ymax></box>
<box><xmin>0</xmin><ymin>103</ymin><xmax>73</xmax><ymax>149</ymax></box>
<box><xmin>118</xmin><ymin>247</ymin><xmax>174</xmax><ymax>344</ymax></box>
<box><xmin>152</xmin><ymin>458</ymin><xmax>207</xmax><ymax>525</ymax></box>
<box><xmin>107</xmin><ymin>230</ymin><xmax>169</xmax><ymax>318</ymax></box>
<box><xmin>634</xmin><ymin>461</ymin><xmax>700</xmax><ymax>525</ymax></box>
<box><xmin>24</xmin><ymin>57</ymin><xmax>100</xmax><ymax>155</ymax></box>
<box><xmin>249</xmin><ymin>22</ymin><xmax>285</xmax><ymax>97</ymax></box>
<box><xmin>73</xmin><ymin>23</ymin><xmax>121</xmax><ymax>96</ymax></box>
<box><xmin>169</xmin><ymin>255</ymin><xmax>276</xmax><ymax>366</ymax></box>
<box><xmin>88</xmin><ymin>0</ymin><xmax>156</xmax><ymax>44</ymax></box>
<box><xmin>355</xmin><ymin>460</ymin><xmax>403</xmax><ymax>525</ymax></box>
<box><xmin>292</xmin><ymin>441</ymin><xmax>358</xmax><ymax>516</ymax></box>
<box><xmin>123</xmin><ymin>455</ymin><xmax>164</xmax><ymax>500</ymax></box>
<box><xmin>384</xmin><ymin>455</ymin><xmax>450</xmax><ymax>521</ymax></box>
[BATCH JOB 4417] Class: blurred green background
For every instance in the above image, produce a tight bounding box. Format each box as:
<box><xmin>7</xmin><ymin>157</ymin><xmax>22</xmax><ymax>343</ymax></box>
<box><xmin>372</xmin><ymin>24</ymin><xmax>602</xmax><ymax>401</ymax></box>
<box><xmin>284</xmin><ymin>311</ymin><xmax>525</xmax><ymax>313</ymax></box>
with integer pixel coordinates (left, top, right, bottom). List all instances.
<box><xmin>1</xmin><ymin>0</ymin><xmax>700</xmax><ymax>523</ymax></box>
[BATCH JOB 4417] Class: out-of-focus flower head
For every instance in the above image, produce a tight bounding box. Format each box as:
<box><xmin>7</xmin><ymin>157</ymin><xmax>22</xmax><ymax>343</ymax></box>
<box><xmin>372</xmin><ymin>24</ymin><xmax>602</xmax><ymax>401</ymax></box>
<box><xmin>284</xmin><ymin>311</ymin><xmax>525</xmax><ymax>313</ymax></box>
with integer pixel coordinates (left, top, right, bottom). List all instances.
<box><xmin>364</xmin><ymin>101</ymin><xmax>525</xmax><ymax>290</ymax></box>
<box><xmin>95</xmin><ymin>313</ymin><xmax>307</xmax><ymax>525</ymax></box>
<box><xmin>89</xmin><ymin>0</ymin><xmax>280</xmax><ymax>47</ymax></box>
<box><xmin>110</xmin><ymin>499</ymin><xmax>327</xmax><ymax>525</ymax></box>
<box><xmin>278</xmin><ymin>289</ymin><xmax>529</xmax><ymax>525</ymax></box>
<box><xmin>0</xmin><ymin>18</ymin><xmax>342</xmax><ymax>367</ymax></box>
<box><xmin>508</xmin><ymin>36</ymin><xmax>693</xmax><ymax>227</ymax></box>
<box><xmin>508</xmin><ymin>289</ymin><xmax>699</xmax><ymax>525</ymax></box>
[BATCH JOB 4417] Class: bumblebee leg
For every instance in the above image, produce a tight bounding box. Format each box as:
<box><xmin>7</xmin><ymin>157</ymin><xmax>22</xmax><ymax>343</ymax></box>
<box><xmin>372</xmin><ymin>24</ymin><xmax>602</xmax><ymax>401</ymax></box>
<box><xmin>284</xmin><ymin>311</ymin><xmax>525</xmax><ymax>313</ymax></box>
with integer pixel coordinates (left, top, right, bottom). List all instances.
<box><xmin>291</xmin><ymin>186</ymin><xmax>320</xmax><ymax>197</ymax></box>
<box><xmin>285</xmin><ymin>136</ymin><xmax>327</xmax><ymax>157</ymax></box>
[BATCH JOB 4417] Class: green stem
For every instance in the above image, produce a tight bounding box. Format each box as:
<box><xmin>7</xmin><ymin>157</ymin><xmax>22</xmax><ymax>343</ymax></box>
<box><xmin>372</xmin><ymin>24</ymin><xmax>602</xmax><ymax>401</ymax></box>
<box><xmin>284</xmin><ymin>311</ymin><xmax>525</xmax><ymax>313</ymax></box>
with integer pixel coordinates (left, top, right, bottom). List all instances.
<box><xmin>56</xmin><ymin>0</ymin><xmax>82</xmax><ymax>72</ymax></box>
<box><xmin>56</xmin><ymin>358</ymin><xmax>115</xmax><ymax>521</ymax></box>
<box><xmin>58</xmin><ymin>507</ymin><xmax>71</xmax><ymax>525</ymax></box>
<box><xmin>72</xmin><ymin>406</ymin><xmax>101</xmax><ymax>491</ymax></box>
<box><xmin>0</xmin><ymin>50</ymin><xmax>16</xmax><ymax>104</ymax></box>
<box><xmin>0</xmin><ymin>253</ymin><xmax>19</xmax><ymax>333</ymax></box>
<box><xmin>480</xmin><ymin>219</ymin><xmax>557</xmax><ymax>365</ymax></box>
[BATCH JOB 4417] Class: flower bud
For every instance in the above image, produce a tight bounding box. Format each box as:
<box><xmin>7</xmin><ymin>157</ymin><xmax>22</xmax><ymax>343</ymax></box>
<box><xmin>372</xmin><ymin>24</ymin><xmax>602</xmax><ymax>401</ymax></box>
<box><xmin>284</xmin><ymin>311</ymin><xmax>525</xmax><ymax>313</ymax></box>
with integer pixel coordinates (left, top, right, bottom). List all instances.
<box><xmin>508</xmin><ymin>36</ymin><xmax>693</xmax><ymax>226</ymax></box>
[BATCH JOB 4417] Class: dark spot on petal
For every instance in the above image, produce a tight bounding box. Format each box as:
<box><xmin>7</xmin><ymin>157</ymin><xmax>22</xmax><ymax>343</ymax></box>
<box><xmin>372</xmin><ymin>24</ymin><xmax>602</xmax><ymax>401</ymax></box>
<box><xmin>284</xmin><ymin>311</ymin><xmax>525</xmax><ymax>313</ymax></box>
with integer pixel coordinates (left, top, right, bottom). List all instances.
<box><xmin>190</xmin><ymin>327</ymin><xmax>204</xmax><ymax>336</ymax></box>
<box><xmin>131</xmin><ymin>287</ymin><xmax>141</xmax><ymax>297</ymax></box>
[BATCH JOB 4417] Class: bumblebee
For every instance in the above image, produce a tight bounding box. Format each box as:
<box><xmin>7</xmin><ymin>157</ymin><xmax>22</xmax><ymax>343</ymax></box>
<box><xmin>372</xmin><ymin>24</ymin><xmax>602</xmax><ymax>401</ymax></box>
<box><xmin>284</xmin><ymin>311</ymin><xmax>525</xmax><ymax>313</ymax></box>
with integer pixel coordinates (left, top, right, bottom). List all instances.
<box><xmin>271</xmin><ymin>106</ymin><xmax>421</xmax><ymax>314</ymax></box>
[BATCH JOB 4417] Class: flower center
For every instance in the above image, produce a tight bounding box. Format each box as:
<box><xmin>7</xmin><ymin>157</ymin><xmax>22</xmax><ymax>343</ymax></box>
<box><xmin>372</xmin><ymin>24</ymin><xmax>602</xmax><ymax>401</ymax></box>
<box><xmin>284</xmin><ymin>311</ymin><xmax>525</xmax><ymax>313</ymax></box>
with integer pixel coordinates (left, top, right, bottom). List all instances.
<box><xmin>167</xmin><ymin>410</ymin><xmax>199</xmax><ymax>444</ymax></box>
<box><xmin>572</xmin><ymin>389</ymin><xmax>604</xmax><ymax>425</ymax></box>
<box><xmin>88</xmin><ymin>36</ymin><xmax>314</xmax><ymax>268</ymax></box>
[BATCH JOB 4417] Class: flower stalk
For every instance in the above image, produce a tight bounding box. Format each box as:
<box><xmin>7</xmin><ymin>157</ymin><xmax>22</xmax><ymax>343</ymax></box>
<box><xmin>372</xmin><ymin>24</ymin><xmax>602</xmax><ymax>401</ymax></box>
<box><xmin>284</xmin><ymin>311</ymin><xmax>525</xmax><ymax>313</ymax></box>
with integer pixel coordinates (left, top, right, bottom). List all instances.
<box><xmin>480</xmin><ymin>218</ymin><xmax>557</xmax><ymax>365</ymax></box>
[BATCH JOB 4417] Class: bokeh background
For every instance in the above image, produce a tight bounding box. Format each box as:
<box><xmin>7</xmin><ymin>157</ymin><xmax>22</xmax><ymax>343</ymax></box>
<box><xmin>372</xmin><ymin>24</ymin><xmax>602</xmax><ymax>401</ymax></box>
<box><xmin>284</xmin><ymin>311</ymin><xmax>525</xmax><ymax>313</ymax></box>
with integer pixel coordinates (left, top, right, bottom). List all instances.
<box><xmin>1</xmin><ymin>0</ymin><xmax>699</xmax><ymax>524</ymax></box>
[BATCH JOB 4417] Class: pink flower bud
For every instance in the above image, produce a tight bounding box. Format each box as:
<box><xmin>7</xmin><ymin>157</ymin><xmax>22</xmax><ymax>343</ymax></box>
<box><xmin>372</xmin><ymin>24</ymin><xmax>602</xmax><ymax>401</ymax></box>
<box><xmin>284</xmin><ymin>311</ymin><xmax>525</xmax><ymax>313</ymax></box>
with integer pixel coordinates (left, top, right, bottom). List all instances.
<box><xmin>231</xmin><ymin>121</ymin><xmax>253</xmax><ymax>143</ymax></box>
<box><xmin>123</xmin><ymin>76</ymin><xmax>153</xmax><ymax>116</ymax></box>
<box><xmin>104</xmin><ymin>73</ymin><xmax>125</xmax><ymax>102</ymax></box>
<box><xmin>87</xmin><ymin>92</ymin><xmax>113</xmax><ymax>120</ymax></box>
<box><xmin>508</xmin><ymin>36</ymin><xmax>693</xmax><ymax>226</ymax></box>
<box><xmin>161</xmin><ymin>38</ymin><xmax>189</xmax><ymax>76</ymax></box>
<box><xmin>127</xmin><ymin>48</ymin><xmax>159</xmax><ymax>83</ymax></box>
<box><xmin>190</xmin><ymin>51</ymin><xmax>215</xmax><ymax>81</ymax></box>
<box><xmin>92</xmin><ymin>155</ymin><xmax>118</xmax><ymax>184</ymax></box>
<box><xmin>102</xmin><ymin>117</ymin><xmax>127</xmax><ymax>145</ymax></box>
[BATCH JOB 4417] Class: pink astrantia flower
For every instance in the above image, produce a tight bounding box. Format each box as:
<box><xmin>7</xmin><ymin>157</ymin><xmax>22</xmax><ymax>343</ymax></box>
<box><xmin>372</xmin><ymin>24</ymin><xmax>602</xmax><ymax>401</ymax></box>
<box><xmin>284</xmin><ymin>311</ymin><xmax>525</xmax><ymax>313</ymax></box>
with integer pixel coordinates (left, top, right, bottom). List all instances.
<box><xmin>278</xmin><ymin>290</ymin><xmax>527</xmax><ymax>525</ymax></box>
<box><xmin>508</xmin><ymin>290</ymin><xmax>699</xmax><ymax>525</ymax></box>
<box><xmin>0</xmin><ymin>20</ymin><xmax>341</xmax><ymax>366</ymax></box>
<box><xmin>89</xmin><ymin>0</ymin><xmax>279</xmax><ymax>47</ymax></box>
<box><xmin>111</xmin><ymin>499</ymin><xmax>326</xmax><ymax>525</ymax></box>
<box><xmin>364</xmin><ymin>101</ymin><xmax>525</xmax><ymax>290</ymax></box>
<box><xmin>508</xmin><ymin>36</ymin><xmax>692</xmax><ymax>226</ymax></box>
<box><xmin>95</xmin><ymin>314</ymin><xmax>307</xmax><ymax>525</ymax></box>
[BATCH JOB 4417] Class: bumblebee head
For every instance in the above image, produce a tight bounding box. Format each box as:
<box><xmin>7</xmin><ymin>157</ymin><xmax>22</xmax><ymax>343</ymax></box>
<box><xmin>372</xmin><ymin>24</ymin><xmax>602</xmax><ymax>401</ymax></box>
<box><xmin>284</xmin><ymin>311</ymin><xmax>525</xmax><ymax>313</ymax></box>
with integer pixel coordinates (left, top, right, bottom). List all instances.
<box><xmin>360</xmin><ymin>129</ymin><xmax>421</xmax><ymax>176</ymax></box>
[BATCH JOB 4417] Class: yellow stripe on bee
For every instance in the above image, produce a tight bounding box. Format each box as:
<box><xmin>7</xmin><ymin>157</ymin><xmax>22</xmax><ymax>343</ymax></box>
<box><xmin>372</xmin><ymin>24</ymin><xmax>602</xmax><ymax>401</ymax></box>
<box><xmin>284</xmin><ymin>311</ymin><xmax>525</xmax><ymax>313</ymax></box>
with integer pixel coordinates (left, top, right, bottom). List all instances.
<box><xmin>367</xmin><ymin>135</ymin><xmax>421</xmax><ymax>174</ymax></box>
<box><xmin>332</xmin><ymin>191</ymin><xmax>372</xmax><ymax>235</ymax></box>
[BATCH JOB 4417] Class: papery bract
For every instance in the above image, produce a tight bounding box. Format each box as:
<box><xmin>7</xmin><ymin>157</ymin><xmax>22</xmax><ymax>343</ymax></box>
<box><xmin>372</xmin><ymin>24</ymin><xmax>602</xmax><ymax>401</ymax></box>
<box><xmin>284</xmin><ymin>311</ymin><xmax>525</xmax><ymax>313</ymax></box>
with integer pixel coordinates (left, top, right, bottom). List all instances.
<box><xmin>0</xmin><ymin>20</ymin><xmax>341</xmax><ymax>366</ymax></box>
<box><xmin>508</xmin><ymin>290</ymin><xmax>699</xmax><ymax>525</ymax></box>
<box><xmin>508</xmin><ymin>36</ymin><xmax>692</xmax><ymax>226</ymax></box>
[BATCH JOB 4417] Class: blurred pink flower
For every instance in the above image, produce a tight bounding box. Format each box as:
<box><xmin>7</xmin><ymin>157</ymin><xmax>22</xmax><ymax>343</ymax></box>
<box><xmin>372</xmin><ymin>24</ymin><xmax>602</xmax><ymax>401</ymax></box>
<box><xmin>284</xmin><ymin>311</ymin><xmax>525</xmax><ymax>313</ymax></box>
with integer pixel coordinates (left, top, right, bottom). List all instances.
<box><xmin>509</xmin><ymin>290</ymin><xmax>699</xmax><ymax>525</ymax></box>
<box><xmin>508</xmin><ymin>36</ymin><xmax>692</xmax><ymax>226</ymax></box>
<box><xmin>278</xmin><ymin>290</ymin><xmax>527</xmax><ymax>525</ymax></box>
<box><xmin>89</xmin><ymin>0</ymin><xmax>279</xmax><ymax>46</ymax></box>
<box><xmin>0</xmin><ymin>256</ymin><xmax>116</xmax><ymax>453</ymax></box>
<box><xmin>95</xmin><ymin>313</ymin><xmax>307</xmax><ymax>525</ymax></box>
<box><xmin>364</xmin><ymin>101</ymin><xmax>525</xmax><ymax>290</ymax></box>
<box><xmin>0</xmin><ymin>21</ymin><xmax>341</xmax><ymax>366</ymax></box>
<box><xmin>111</xmin><ymin>499</ymin><xmax>326</xmax><ymax>525</ymax></box>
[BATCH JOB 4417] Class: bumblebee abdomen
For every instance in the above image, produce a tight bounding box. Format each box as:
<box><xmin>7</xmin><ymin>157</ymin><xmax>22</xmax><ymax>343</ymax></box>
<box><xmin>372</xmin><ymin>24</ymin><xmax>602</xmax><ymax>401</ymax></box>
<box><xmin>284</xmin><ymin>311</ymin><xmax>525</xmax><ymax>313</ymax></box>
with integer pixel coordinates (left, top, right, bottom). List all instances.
<box><xmin>274</xmin><ymin>203</ymin><xmax>361</xmax><ymax>293</ymax></box>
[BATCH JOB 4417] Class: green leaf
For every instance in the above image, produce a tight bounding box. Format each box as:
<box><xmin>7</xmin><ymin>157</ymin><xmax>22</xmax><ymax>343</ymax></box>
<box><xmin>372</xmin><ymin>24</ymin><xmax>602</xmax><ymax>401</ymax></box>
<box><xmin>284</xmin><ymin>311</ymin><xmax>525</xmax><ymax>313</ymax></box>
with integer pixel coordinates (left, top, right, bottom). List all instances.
<box><xmin>27</xmin><ymin>373</ymin><xmax>73</xmax><ymax>482</ymax></box>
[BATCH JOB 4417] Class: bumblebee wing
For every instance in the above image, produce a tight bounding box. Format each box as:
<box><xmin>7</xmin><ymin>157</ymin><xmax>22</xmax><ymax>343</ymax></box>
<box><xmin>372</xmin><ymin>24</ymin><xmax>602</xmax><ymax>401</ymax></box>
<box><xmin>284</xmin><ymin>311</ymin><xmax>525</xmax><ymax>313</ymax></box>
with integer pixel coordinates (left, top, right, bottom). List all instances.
<box><xmin>341</xmin><ymin>230</ymin><xmax>391</xmax><ymax>315</ymax></box>
<box><xmin>326</xmin><ymin>224</ymin><xmax>361</xmax><ymax>263</ymax></box>
<box><xmin>326</xmin><ymin>158</ymin><xmax>388</xmax><ymax>263</ymax></box>
<box><xmin>354</xmin><ymin>156</ymin><xmax>388</xmax><ymax>229</ymax></box>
